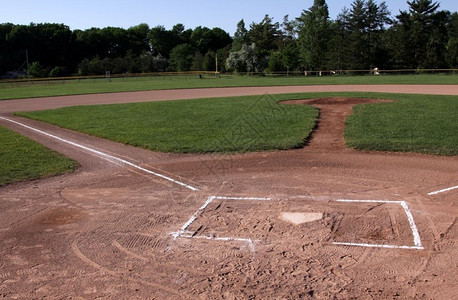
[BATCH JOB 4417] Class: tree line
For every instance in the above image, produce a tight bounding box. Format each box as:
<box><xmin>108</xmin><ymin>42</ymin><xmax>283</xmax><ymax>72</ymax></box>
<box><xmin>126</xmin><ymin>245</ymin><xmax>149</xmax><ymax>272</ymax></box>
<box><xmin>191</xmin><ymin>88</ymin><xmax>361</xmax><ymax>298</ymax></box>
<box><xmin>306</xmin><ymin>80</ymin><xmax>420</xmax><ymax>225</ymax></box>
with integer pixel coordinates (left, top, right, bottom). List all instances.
<box><xmin>0</xmin><ymin>0</ymin><xmax>456</xmax><ymax>78</ymax></box>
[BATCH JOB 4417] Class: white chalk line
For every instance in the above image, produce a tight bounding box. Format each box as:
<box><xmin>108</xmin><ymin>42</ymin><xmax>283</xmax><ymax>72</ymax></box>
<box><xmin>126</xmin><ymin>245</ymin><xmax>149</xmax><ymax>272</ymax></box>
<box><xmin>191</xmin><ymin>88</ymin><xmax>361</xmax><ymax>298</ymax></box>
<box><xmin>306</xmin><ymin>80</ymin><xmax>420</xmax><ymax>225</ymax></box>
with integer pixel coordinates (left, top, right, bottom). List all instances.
<box><xmin>427</xmin><ymin>185</ymin><xmax>458</xmax><ymax>195</ymax></box>
<box><xmin>214</xmin><ymin>196</ymin><xmax>271</xmax><ymax>201</ymax></box>
<box><xmin>335</xmin><ymin>199</ymin><xmax>423</xmax><ymax>250</ymax></box>
<box><xmin>172</xmin><ymin>197</ymin><xmax>424</xmax><ymax>251</ymax></box>
<box><xmin>177</xmin><ymin>196</ymin><xmax>217</xmax><ymax>234</ymax></box>
<box><xmin>175</xmin><ymin>196</ymin><xmax>271</xmax><ymax>236</ymax></box>
<box><xmin>399</xmin><ymin>201</ymin><xmax>422</xmax><ymax>248</ymax></box>
<box><xmin>333</xmin><ymin>242</ymin><xmax>424</xmax><ymax>250</ymax></box>
<box><xmin>171</xmin><ymin>195</ymin><xmax>271</xmax><ymax>249</ymax></box>
<box><xmin>0</xmin><ymin>116</ymin><xmax>198</xmax><ymax>191</ymax></box>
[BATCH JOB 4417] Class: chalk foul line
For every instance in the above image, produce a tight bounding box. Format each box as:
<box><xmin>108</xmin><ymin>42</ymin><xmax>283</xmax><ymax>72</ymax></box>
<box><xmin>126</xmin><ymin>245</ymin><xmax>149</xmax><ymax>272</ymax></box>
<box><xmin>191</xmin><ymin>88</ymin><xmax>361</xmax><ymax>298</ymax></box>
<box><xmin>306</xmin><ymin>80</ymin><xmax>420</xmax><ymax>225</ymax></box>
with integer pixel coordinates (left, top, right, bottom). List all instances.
<box><xmin>428</xmin><ymin>185</ymin><xmax>458</xmax><ymax>196</ymax></box>
<box><xmin>0</xmin><ymin>116</ymin><xmax>198</xmax><ymax>191</ymax></box>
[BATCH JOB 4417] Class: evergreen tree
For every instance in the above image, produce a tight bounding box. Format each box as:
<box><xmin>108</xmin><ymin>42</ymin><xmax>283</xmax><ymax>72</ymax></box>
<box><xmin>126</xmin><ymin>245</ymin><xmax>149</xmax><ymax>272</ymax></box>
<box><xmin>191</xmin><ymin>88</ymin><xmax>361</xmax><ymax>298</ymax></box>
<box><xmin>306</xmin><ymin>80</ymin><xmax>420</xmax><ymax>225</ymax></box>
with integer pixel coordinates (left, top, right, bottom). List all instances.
<box><xmin>390</xmin><ymin>0</ymin><xmax>448</xmax><ymax>68</ymax></box>
<box><xmin>365</xmin><ymin>0</ymin><xmax>392</xmax><ymax>68</ymax></box>
<box><xmin>248</xmin><ymin>15</ymin><xmax>281</xmax><ymax>58</ymax></box>
<box><xmin>297</xmin><ymin>0</ymin><xmax>330</xmax><ymax>70</ymax></box>
<box><xmin>445</xmin><ymin>13</ymin><xmax>458</xmax><ymax>67</ymax></box>
<box><xmin>232</xmin><ymin>19</ymin><xmax>248</xmax><ymax>51</ymax></box>
<box><xmin>335</xmin><ymin>0</ymin><xmax>391</xmax><ymax>70</ymax></box>
<box><xmin>327</xmin><ymin>9</ymin><xmax>353</xmax><ymax>70</ymax></box>
<box><xmin>279</xmin><ymin>15</ymin><xmax>300</xmax><ymax>72</ymax></box>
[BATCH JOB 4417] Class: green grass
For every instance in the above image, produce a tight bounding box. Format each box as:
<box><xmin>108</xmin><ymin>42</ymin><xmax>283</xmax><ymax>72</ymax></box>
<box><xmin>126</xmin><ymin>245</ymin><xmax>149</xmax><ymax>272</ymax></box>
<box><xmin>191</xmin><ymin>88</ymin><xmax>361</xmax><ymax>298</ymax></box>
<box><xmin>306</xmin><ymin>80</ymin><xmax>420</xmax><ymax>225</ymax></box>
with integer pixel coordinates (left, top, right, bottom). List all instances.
<box><xmin>0</xmin><ymin>126</ymin><xmax>78</xmax><ymax>186</ymax></box>
<box><xmin>1</xmin><ymin>73</ymin><xmax>457</xmax><ymax>100</ymax></box>
<box><xmin>344</xmin><ymin>93</ymin><xmax>458</xmax><ymax>155</ymax></box>
<box><xmin>4</xmin><ymin>90</ymin><xmax>456</xmax><ymax>187</ymax></box>
<box><xmin>16</xmin><ymin>94</ymin><xmax>319</xmax><ymax>153</ymax></box>
<box><xmin>17</xmin><ymin>92</ymin><xmax>458</xmax><ymax>156</ymax></box>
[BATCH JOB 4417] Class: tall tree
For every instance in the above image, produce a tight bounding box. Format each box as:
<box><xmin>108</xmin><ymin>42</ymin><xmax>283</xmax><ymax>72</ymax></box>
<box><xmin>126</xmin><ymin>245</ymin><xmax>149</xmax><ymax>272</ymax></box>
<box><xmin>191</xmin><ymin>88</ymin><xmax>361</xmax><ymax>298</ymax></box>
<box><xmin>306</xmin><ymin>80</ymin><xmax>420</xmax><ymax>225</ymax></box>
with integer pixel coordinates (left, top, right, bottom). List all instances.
<box><xmin>278</xmin><ymin>15</ymin><xmax>300</xmax><ymax>72</ymax></box>
<box><xmin>425</xmin><ymin>10</ymin><xmax>451</xmax><ymax>68</ymax></box>
<box><xmin>190</xmin><ymin>26</ymin><xmax>231</xmax><ymax>55</ymax></box>
<box><xmin>127</xmin><ymin>23</ymin><xmax>151</xmax><ymax>55</ymax></box>
<box><xmin>349</xmin><ymin>0</ymin><xmax>372</xmax><ymax>69</ymax></box>
<box><xmin>297</xmin><ymin>0</ymin><xmax>331</xmax><ymax>70</ymax></box>
<box><xmin>390</xmin><ymin>0</ymin><xmax>447</xmax><ymax>68</ymax></box>
<box><xmin>327</xmin><ymin>9</ymin><xmax>354</xmax><ymax>70</ymax></box>
<box><xmin>248</xmin><ymin>15</ymin><xmax>281</xmax><ymax>70</ymax></box>
<box><xmin>445</xmin><ymin>12</ymin><xmax>458</xmax><ymax>67</ymax></box>
<box><xmin>208</xmin><ymin>28</ymin><xmax>232</xmax><ymax>51</ymax></box>
<box><xmin>248</xmin><ymin>15</ymin><xmax>281</xmax><ymax>53</ymax></box>
<box><xmin>232</xmin><ymin>19</ymin><xmax>249</xmax><ymax>51</ymax></box>
<box><xmin>75</xmin><ymin>26</ymin><xmax>131</xmax><ymax>60</ymax></box>
<box><xmin>6</xmin><ymin>23</ymin><xmax>75</xmax><ymax>75</ymax></box>
<box><xmin>0</xmin><ymin>23</ymin><xmax>16</xmax><ymax>74</ymax></box>
<box><xmin>336</xmin><ymin>0</ymin><xmax>391</xmax><ymax>69</ymax></box>
<box><xmin>191</xmin><ymin>26</ymin><xmax>213</xmax><ymax>54</ymax></box>
<box><xmin>168</xmin><ymin>43</ymin><xmax>195</xmax><ymax>71</ymax></box>
<box><xmin>364</xmin><ymin>0</ymin><xmax>392</xmax><ymax>68</ymax></box>
<box><xmin>148</xmin><ymin>25</ymin><xmax>181</xmax><ymax>58</ymax></box>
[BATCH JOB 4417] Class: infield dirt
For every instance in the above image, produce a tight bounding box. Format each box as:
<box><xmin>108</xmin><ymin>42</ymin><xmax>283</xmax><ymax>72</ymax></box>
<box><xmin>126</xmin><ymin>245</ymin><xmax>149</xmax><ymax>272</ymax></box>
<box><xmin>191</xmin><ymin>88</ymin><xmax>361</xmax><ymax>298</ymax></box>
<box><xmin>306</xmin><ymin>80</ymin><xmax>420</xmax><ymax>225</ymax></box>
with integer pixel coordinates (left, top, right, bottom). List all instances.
<box><xmin>0</xmin><ymin>86</ymin><xmax>457</xmax><ymax>299</ymax></box>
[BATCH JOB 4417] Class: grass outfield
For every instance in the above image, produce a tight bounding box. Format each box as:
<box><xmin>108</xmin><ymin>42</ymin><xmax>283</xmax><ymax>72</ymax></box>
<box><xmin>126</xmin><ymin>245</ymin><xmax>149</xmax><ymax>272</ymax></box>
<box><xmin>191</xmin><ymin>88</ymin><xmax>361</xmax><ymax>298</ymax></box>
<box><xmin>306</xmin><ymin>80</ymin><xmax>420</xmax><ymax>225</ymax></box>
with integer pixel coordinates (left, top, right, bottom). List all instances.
<box><xmin>1</xmin><ymin>74</ymin><xmax>458</xmax><ymax>100</ymax></box>
<box><xmin>0</xmin><ymin>126</ymin><xmax>78</xmax><ymax>186</ymax></box>
<box><xmin>17</xmin><ymin>94</ymin><xmax>319</xmax><ymax>153</ymax></box>
<box><xmin>16</xmin><ymin>92</ymin><xmax>458</xmax><ymax>156</ymax></box>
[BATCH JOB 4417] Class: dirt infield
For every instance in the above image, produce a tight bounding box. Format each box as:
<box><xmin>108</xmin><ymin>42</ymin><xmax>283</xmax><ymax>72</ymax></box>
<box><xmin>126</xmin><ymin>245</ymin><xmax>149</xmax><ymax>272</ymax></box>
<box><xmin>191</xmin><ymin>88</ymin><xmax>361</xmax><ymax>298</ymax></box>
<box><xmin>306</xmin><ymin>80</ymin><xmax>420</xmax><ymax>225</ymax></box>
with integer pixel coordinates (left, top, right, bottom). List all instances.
<box><xmin>0</xmin><ymin>86</ymin><xmax>457</xmax><ymax>298</ymax></box>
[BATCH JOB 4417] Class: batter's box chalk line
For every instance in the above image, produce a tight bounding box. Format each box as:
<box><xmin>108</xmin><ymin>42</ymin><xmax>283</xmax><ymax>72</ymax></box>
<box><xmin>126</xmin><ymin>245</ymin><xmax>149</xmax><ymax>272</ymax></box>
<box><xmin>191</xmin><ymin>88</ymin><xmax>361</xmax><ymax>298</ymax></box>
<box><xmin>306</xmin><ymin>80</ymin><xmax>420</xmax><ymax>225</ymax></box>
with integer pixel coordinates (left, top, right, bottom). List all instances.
<box><xmin>171</xmin><ymin>196</ymin><xmax>271</xmax><ymax>251</ymax></box>
<box><xmin>171</xmin><ymin>196</ymin><xmax>424</xmax><ymax>251</ymax></box>
<box><xmin>333</xmin><ymin>199</ymin><xmax>423</xmax><ymax>250</ymax></box>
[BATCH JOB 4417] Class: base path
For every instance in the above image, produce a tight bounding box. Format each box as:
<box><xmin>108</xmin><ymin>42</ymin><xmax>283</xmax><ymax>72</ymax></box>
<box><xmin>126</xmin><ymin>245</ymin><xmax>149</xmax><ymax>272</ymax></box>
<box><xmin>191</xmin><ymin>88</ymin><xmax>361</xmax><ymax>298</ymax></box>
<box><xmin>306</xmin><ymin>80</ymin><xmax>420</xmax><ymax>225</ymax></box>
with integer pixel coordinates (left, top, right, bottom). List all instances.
<box><xmin>1</xmin><ymin>84</ymin><xmax>458</xmax><ymax>113</ymax></box>
<box><xmin>0</xmin><ymin>85</ymin><xmax>457</xmax><ymax>299</ymax></box>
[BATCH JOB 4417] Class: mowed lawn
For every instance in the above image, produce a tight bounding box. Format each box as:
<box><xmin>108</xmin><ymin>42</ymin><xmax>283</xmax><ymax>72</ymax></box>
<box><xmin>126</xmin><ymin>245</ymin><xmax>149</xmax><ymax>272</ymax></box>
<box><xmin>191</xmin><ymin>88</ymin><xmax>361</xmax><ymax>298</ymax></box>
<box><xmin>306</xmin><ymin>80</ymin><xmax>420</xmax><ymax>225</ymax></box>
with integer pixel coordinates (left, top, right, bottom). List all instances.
<box><xmin>17</xmin><ymin>94</ymin><xmax>319</xmax><ymax>153</ymax></box>
<box><xmin>0</xmin><ymin>126</ymin><xmax>78</xmax><ymax>186</ymax></box>
<box><xmin>1</xmin><ymin>74</ymin><xmax>457</xmax><ymax>100</ymax></box>
<box><xmin>344</xmin><ymin>93</ymin><xmax>458</xmax><ymax>155</ymax></box>
<box><xmin>16</xmin><ymin>92</ymin><xmax>458</xmax><ymax>156</ymax></box>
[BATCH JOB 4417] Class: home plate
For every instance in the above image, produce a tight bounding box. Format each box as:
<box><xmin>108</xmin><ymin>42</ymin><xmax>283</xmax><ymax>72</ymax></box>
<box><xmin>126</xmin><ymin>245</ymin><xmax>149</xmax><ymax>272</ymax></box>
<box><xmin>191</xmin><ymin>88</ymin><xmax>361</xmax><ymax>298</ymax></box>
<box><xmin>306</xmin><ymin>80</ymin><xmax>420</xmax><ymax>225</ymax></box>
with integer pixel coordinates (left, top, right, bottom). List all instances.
<box><xmin>280</xmin><ymin>212</ymin><xmax>323</xmax><ymax>225</ymax></box>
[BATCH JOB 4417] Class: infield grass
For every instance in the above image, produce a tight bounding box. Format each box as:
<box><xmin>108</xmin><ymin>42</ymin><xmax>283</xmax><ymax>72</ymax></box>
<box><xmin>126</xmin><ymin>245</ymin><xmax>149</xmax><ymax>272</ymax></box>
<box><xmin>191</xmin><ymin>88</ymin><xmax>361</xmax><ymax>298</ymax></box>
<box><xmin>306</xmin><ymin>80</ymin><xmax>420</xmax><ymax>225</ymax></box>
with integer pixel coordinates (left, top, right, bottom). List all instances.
<box><xmin>17</xmin><ymin>94</ymin><xmax>319</xmax><ymax>153</ymax></box>
<box><xmin>0</xmin><ymin>126</ymin><xmax>78</xmax><ymax>186</ymax></box>
<box><xmin>15</xmin><ymin>92</ymin><xmax>458</xmax><ymax>156</ymax></box>
<box><xmin>1</xmin><ymin>74</ymin><xmax>457</xmax><ymax>100</ymax></box>
<box><xmin>344</xmin><ymin>93</ymin><xmax>458</xmax><ymax>155</ymax></box>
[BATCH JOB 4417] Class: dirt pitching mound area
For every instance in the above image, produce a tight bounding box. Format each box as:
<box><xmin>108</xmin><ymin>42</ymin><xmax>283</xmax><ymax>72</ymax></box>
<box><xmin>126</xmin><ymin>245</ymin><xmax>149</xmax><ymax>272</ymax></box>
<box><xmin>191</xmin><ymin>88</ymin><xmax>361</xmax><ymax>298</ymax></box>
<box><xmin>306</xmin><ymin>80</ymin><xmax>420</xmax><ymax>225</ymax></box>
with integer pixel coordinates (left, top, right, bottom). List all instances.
<box><xmin>283</xmin><ymin>97</ymin><xmax>392</xmax><ymax>151</ymax></box>
<box><xmin>284</xmin><ymin>96</ymin><xmax>385</xmax><ymax>105</ymax></box>
<box><xmin>0</xmin><ymin>92</ymin><xmax>457</xmax><ymax>299</ymax></box>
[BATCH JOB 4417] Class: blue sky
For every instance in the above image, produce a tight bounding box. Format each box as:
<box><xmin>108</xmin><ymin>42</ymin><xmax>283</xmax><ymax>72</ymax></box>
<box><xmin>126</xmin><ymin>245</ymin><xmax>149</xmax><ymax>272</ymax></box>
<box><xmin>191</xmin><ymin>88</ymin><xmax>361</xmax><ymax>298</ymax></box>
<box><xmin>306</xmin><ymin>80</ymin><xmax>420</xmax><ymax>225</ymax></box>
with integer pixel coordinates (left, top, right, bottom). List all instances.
<box><xmin>2</xmin><ymin>0</ymin><xmax>457</xmax><ymax>35</ymax></box>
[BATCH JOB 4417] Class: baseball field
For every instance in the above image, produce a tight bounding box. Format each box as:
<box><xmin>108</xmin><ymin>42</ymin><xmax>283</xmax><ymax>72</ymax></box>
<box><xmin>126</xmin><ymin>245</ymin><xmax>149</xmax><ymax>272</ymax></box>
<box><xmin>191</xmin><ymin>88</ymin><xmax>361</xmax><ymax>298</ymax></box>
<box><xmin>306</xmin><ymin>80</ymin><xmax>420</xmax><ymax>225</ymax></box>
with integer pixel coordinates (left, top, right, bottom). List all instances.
<box><xmin>0</xmin><ymin>77</ymin><xmax>457</xmax><ymax>298</ymax></box>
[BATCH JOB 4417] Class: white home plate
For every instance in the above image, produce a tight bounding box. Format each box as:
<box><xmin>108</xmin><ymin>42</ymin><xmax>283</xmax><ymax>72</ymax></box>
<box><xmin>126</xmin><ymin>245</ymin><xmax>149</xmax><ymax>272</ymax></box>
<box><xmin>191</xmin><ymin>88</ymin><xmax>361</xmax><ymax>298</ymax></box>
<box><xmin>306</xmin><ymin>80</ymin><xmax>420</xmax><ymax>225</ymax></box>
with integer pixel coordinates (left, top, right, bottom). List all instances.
<box><xmin>280</xmin><ymin>212</ymin><xmax>323</xmax><ymax>225</ymax></box>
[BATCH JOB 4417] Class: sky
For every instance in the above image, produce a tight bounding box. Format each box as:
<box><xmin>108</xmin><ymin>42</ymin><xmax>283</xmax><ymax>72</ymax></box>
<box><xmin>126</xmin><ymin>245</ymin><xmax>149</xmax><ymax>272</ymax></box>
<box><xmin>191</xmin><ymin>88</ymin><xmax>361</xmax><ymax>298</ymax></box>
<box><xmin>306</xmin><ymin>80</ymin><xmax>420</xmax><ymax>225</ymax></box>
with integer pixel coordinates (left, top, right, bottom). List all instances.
<box><xmin>1</xmin><ymin>0</ymin><xmax>457</xmax><ymax>35</ymax></box>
